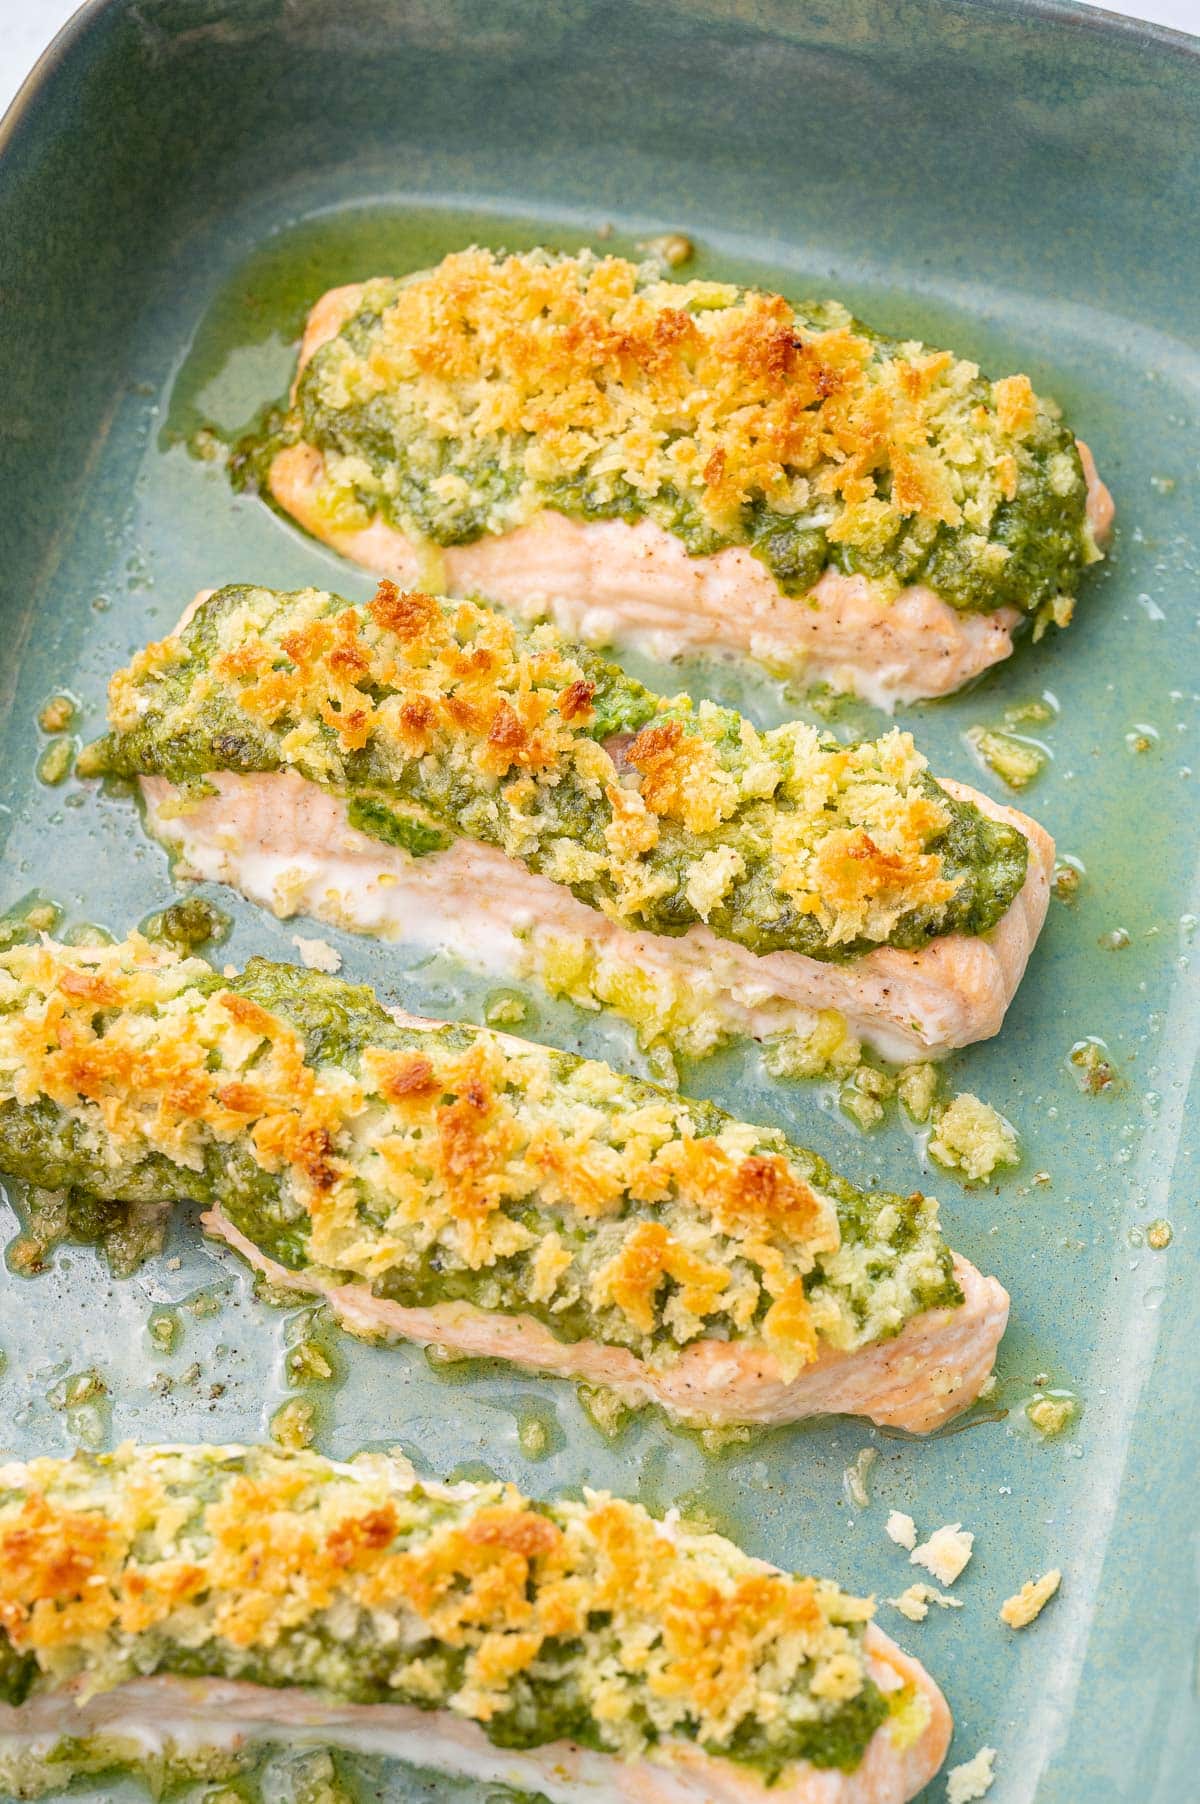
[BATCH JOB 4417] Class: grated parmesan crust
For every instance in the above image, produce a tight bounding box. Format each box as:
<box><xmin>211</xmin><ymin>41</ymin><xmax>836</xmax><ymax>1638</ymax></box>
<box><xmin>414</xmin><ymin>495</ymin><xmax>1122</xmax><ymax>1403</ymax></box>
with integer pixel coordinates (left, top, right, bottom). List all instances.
<box><xmin>0</xmin><ymin>938</ymin><xmax>958</xmax><ymax>1372</ymax></box>
<box><xmin>0</xmin><ymin>1442</ymin><xmax>885</xmax><ymax>1771</ymax></box>
<box><xmin>95</xmin><ymin>582</ymin><xmax>1029</xmax><ymax>961</ymax></box>
<box><xmin>285</xmin><ymin>248</ymin><xmax>1097</xmax><ymax>618</ymax></box>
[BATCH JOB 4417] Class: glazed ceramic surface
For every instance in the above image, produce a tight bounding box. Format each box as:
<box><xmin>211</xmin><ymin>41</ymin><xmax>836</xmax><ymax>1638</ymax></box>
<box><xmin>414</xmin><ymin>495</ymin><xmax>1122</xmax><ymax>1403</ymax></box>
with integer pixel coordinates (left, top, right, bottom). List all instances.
<box><xmin>0</xmin><ymin>3</ymin><xmax>1197</xmax><ymax>1800</ymax></box>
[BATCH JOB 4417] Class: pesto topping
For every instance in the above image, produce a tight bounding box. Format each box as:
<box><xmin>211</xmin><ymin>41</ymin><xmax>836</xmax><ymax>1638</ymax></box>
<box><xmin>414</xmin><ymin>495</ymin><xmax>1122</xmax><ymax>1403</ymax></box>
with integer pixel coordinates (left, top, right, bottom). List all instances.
<box><xmin>0</xmin><ymin>938</ymin><xmax>959</xmax><ymax>1376</ymax></box>
<box><xmin>0</xmin><ymin>1443</ymin><xmax>897</xmax><ymax>1778</ymax></box>
<box><xmin>268</xmin><ymin>247</ymin><xmax>1098</xmax><ymax>616</ymax></box>
<box><xmin>0</xmin><ymin>1733</ymin><xmax>250</xmax><ymax>1803</ymax></box>
<box><xmin>92</xmin><ymin>582</ymin><xmax>1029</xmax><ymax>962</ymax></box>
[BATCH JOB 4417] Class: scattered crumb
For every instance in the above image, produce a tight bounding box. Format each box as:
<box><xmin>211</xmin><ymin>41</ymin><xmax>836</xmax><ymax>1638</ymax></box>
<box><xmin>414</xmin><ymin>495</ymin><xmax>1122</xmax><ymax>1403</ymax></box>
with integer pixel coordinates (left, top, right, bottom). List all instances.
<box><xmin>946</xmin><ymin>1746</ymin><xmax>996</xmax><ymax>1803</ymax></box>
<box><xmin>1051</xmin><ymin>860</ymin><xmax>1082</xmax><ymax>904</ymax></box>
<box><xmin>286</xmin><ymin>1340</ymin><xmax>333</xmax><ymax>1385</ymax></box>
<box><xmin>896</xmin><ymin>1061</ymin><xmax>938</xmax><ymax>1124</ymax></box>
<box><xmin>188</xmin><ymin>426</ymin><xmax>226</xmax><ymax>464</ymax></box>
<box><xmin>577</xmin><ymin>1383</ymin><xmax>632</xmax><ymax>1440</ymax></box>
<box><xmin>147</xmin><ymin>1310</ymin><xmax>179</xmax><ymax>1355</ymax></box>
<box><xmin>38</xmin><ymin>694</ymin><xmax>76</xmax><ymax>734</ymax></box>
<box><xmin>484</xmin><ymin>989</ymin><xmax>529</xmax><ymax>1028</ymax></box>
<box><xmin>928</xmin><ymin>1093</ymin><xmax>1019</xmax><ymax>1182</ymax></box>
<box><xmin>270</xmin><ymin>1396</ymin><xmax>316</xmax><ymax>1450</ymax></box>
<box><xmin>886</xmin><ymin>1509</ymin><xmax>918</xmax><ymax>1551</ymax></box>
<box><xmin>1069</xmin><ymin>1037</ymin><xmax>1119</xmax><ymax>1094</ymax></box>
<box><xmin>166</xmin><ymin>1257</ymin><xmax>182</xmax><ymax>1272</ymax></box>
<box><xmin>839</xmin><ymin>1061</ymin><xmax>895</xmax><ymax>1131</ymax></box>
<box><xmin>638</xmin><ymin>231</ymin><xmax>694</xmax><ymax>267</ymax></box>
<box><xmin>911</xmin><ymin>1523</ymin><xmax>974</xmax><ymax>1586</ymax></box>
<box><xmin>1026</xmin><ymin>1394</ymin><xmax>1078</xmax><ymax>1438</ymax></box>
<box><xmin>1000</xmin><ymin>1568</ymin><xmax>1061</xmax><ymax>1628</ymax></box>
<box><xmin>1147</xmin><ymin>1218</ymin><xmax>1173</xmax><ymax>1250</ymax></box>
<box><xmin>23</xmin><ymin>902</ymin><xmax>60</xmax><ymax>935</ymax></box>
<box><xmin>1003</xmin><ymin>697</ymin><xmax>1054</xmax><ymax>727</ymax></box>
<box><xmin>292</xmin><ymin>934</ymin><xmax>342</xmax><ymax>974</ymax></box>
<box><xmin>517</xmin><ymin>1415</ymin><xmax>549</xmax><ymax>1459</ymax></box>
<box><xmin>843</xmin><ymin>1446</ymin><xmax>877</xmax><ymax>1508</ymax></box>
<box><xmin>36</xmin><ymin>738</ymin><xmax>76</xmax><ymax>787</ymax></box>
<box><xmin>887</xmin><ymin>1582</ymin><xmax>964</xmax><ymax>1623</ymax></box>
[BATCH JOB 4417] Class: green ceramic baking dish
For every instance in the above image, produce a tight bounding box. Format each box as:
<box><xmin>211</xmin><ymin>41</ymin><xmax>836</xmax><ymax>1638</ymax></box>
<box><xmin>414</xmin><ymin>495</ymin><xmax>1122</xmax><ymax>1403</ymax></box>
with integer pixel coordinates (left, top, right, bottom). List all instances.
<box><xmin>0</xmin><ymin>2</ymin><xmax>1197</xmax><ymax>1799</ymax></box>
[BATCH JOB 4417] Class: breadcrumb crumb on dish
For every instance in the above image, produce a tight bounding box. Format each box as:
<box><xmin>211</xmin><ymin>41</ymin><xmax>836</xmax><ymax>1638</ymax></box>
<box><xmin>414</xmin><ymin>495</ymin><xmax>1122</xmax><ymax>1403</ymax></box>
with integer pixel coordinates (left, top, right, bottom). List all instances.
<box><xmin>1000</xmin><ymin>1568</ymin><xmax>1061</xmax><ymax>1628</ymax></box>
<box><xmin>291</xmin><ymin>933</ymin><xmax>342</xmax><ymax>973</ymax></box>
<box><xmin>911</xmin><ymin>1524</ymin><xmax>974</xmax><ymax>1587</ymax></box>
<box><xmin>927</xmin><ymin>1093</ymin><xmax>1019</xmax><ymax>1183</ymax></box>
<box><xmin>946</xmin><ymin>1746</ymin><xmax>996</xmax><ymax>1802</ymax></box>
<box><xmin>887</xmin><ymin>1583</ymin><xmax>963</xmax><ymax>1623</ymax></box>
<box><xmin>886</xmin><ymin>1510</ymin><xmax>919</xmax><ymax>1551</ymax></box>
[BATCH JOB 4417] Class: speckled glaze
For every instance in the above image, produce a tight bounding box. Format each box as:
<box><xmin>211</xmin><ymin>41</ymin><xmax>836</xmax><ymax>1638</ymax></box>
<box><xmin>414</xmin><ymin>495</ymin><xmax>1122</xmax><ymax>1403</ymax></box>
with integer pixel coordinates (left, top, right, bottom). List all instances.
<box><xmin>0</xmin><ymin>4</ymin><xmax>1197</xmax><ymax>1801</ymax></box>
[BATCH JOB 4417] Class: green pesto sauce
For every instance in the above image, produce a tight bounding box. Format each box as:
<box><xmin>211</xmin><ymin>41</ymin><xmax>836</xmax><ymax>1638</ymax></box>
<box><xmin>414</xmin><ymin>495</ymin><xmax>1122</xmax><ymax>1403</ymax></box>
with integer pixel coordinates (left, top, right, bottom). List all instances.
<box><xmin>140</xmin><ymin>895</ymin><xmax>232</xmax><ymax>952</ymax></box>
<box><xmin>92</xmin><ymin>584</ymin><xmax>1029</xmax><ymax>963</ymax></box>
<box><xmin>0</xmin><ymin>1637</ymin><xmax>37</xmax><ymax>1706</ymax></box>
<box><xmin>0</xmin><ymin>1631</ymin><xmax>886</xmax><ymax>1784</ymax></box>
<box><xmin>261</xmin><ymin>275</ymin><xmax>1092</xmax><ymax>617</ymax></box>
<box><xmin>0</xmin><ymin>960</ymin><xmax>960</xmax><ymax>1355</ymax></box>
<box><xmin>345</xmin><ymin>796</ymin><xmax>452</xmax><ymax>856</ymax></box>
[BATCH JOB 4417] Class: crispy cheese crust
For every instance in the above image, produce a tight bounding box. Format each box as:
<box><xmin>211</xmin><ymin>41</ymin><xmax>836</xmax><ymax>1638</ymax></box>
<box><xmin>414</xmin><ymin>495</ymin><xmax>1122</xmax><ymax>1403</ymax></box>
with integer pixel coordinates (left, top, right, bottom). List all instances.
<box><xmin>93</xmin><ymin>582</ymin><xmax>1029</xmax><ymax>962</ymax></box>
<box><xmin>0</xmin><ymin>938</ymin><xmax>959</xmax><ymax>1380</ymax></box>
<box><xmin>0</xmin><ymin>1443</ymin><xmax>924</xmax><ymax>1782</ymax></box>
<box><xmin>271</xmin><ymin>248</ymin><xmax>1101</xmax><ymax>620</ymax></box>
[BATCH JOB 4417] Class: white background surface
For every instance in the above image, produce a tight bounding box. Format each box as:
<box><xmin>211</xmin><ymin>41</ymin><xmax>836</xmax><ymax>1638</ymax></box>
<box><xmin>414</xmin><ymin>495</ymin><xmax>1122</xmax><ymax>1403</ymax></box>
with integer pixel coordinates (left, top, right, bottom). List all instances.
<box><xmin>0</xmin><ymin>0</ymin><xmax>1196</xmax><ymax>119</ymax></box>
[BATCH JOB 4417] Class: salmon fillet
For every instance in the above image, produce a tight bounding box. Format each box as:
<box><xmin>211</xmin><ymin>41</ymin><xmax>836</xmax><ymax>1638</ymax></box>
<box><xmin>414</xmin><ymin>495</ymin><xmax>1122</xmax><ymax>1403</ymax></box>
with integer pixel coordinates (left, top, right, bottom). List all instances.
<box><xmin>0</xmin><ymin>1648</ymin><xmax>949</xmax><ymax>1804</ymax></box>
<box><xmin>264</xmin><ymin>267</ymin><xmax>1114</xmax><ymax>708</ymax></box>
<box><xmin>96</xmin><ymin>580</ymin><xmax>1053</xmax><ymax>1059</ymax></box>
<box><xmin>140</xmin><ymin>761</ymin><xmax>1053</xmax><ymax>1062</ymax></box>
<box><xmin>0</xmin><ymin>937</ymin><xmax>1008</xmax><ymax>1432</ymax></box>
<box><xmin>209</xmin><ymin>1208</ymin><xmax>1009</xmax><ymax>1433</ymax></box>
<box><xmin>0</xmin><ymin>1443</ymin><xmax>952</xmax><ymax>1804</ymax></box>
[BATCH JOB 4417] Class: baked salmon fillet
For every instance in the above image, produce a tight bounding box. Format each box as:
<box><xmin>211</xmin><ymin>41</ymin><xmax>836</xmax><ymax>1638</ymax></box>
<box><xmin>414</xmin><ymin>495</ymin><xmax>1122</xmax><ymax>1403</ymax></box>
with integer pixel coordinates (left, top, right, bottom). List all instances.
<box><xmin>0</xmin><ymin>936</ymin><xmax>1009</xmax><ymax>1431</ymax></box>
<box><xmin>0</xmin><ymin>1442</ymin><xmax>952</xmax><ymax>1803</ymax></box>
<box><xmin>250</xmin><ymin>247</ymin><xmax>1114</xmax><ymax>706</ymax></box>
<box><xmin>87</xmin><ymin>582</ymin><xmax>1055</xmax><ymax>1064</ymax></box>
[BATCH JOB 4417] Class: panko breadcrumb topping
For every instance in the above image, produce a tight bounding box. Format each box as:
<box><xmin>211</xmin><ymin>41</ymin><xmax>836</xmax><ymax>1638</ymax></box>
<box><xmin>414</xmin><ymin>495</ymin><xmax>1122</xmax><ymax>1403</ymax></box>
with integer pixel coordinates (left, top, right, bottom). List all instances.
<box><xmin>94</xmin><ymin>582</ymin><xmax>1030</xmax><ymax>961</ymax></box>
<box><xmin>0</xmin><ymin>937</ymin><xmax>958</xmax><ymax>1373</ymax></box>
<box><xmin>0</xmin><ymin>1443</ymin><xmax>894</xmax><ymax>1775</ymax></box>
<box><xmin>282</xmin><ymin>248</ymin><xmax>1098</xmax><ymax>618</ymax></box>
